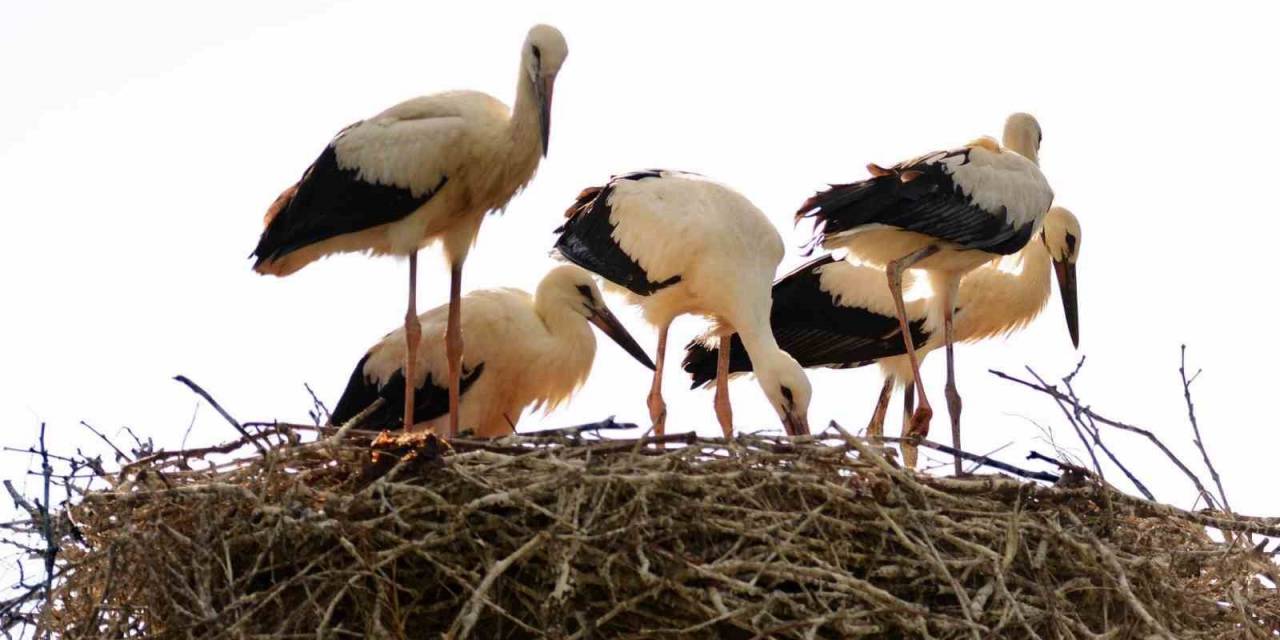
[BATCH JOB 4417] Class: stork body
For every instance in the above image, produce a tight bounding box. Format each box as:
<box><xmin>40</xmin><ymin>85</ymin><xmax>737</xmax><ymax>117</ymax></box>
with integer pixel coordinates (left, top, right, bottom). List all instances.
<box><xmin>685</xmin><ymin>207</ymin><xmax>1081</xmax><ymax>450</ymax></box>
<box><xmin>797</xmin><ymin>114</ymin><xmax>1053</xmax><ymax>471</ymax></box>
<box><xmin>330</xmin><ymin>266</ymin><xmax>653</xmax><ymax>436</ymax></box>
<box><xmin>253</xmin><ymin>25</ymin><xmax>569</xmax><ymax>436</ymax></box>
<box><xmin>554</xmin><ymin>170</ymin><xmax>812</xmax><ymax>437</ymax></box>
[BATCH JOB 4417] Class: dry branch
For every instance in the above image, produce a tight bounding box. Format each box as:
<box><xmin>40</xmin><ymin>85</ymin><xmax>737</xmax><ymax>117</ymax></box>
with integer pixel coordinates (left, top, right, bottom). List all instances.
<box><xmin>0</xmin><ymin>425</ymin><xmax>1271</xmax><ymax>639</ymax></box>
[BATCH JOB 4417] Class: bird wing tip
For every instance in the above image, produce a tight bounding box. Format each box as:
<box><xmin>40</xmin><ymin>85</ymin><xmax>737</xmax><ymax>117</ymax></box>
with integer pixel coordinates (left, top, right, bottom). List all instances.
<box><xmin>564</xmin><ymin>185</ymin><xmax>604</xmax><ymax>219</ymax></box>
<box><xmin>263</xmin><ymin>184</ymin><xmax>300</xmax><ymax>227</ymax></box>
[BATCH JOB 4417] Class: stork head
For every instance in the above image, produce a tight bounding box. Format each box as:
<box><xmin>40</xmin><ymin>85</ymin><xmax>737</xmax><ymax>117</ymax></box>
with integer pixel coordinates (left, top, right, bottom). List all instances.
<box><xmin>754</xmin><ymin>350</ymin><xmax>813</xmax><ymax>437</ymax></box>
<box><xmin>523</xmin><ymin>25</ymin><xmax>568</xmax><ymax>158</ymax></box>
<box><xmin>1002</xmin><ymin>112</ymin><xmax>1043</xmax><ymax>165</ymax></box>
<box><xmin>538</xmin><ymin>265</ymin><xmax>655</xmax><ymax>370</ymax></box>
<box><xmin>1040</xmin><ymin>207</ymin><xmax>1081</xmax><ymax>347</ymax></box>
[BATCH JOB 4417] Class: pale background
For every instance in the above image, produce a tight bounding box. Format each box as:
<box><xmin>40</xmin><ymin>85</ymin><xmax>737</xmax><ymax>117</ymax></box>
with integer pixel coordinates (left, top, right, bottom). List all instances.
<box><xmin>3</xmin><ymin>0</ymin><xmax>1277</xmax><ymax>575</ymax></box>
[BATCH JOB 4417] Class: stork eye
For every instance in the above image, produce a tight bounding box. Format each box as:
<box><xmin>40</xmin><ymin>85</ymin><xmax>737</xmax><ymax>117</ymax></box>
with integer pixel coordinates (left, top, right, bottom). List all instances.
<box><xmin>1064</xmin><ymin>232</ymin><xmax>1078</xmax><ymax>258</ymax></box>
<box><xmin>780</xmin><ymin>386</ymin><xmax>794</xmax><ymax>405</ymax></box>
<box><xmin>531</xmin><ymin>45</ymin><xmax>542</xmax><ymax>61</ymax></box>
<box><xmin>576</xmin><ymin>284</ymin><xmax>593</xmax><ymax>300</ymax></box>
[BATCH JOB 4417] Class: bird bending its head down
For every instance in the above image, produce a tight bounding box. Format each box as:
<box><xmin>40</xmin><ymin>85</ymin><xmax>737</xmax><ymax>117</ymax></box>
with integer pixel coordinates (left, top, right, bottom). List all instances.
<box><xmin>750</xmin><ymin>347</ymin><xmax>813</xmax><ymax>437</ymax></box>
<box><xmin>521</xmin><ymin>25</ymin><xmax>569</xmax><ymax>157</ymax></box>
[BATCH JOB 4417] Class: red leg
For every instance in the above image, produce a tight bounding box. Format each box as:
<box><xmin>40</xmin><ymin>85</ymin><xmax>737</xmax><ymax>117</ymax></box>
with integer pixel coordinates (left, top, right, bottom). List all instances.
<box><xmin>647</xmin><ymin>323</ymin><xmax>670</xmax><ymax>437</ymax></box>
<box><xmin>885</xmin><ymin>245</ymin><xmax>938</xmax><ymax>468</ymax></box>
<box><xmin>902</xmin><ymin>383</ymin><xmax>915</xmax><ymax>436</ymax></box>
<box><xmin>944</xmin><ymin>303</ymin><xmax>963</xmax><ymax>476</ymax></box>
<box><xmin>713</xmin><ymin>329</ymin><xmax>734</xmax><ymax>439</ymax></box>
<box><xmin>445</xmin><ymin>263</ymin><xmax>463</xmax><ymax>438</ymax></box>
<box><xmin>867</xmin><ymin>375</ymin><xmax>894</xmax><ymax>440</ymax></box>
<box><xmin>402</xmin><ymin>252</ymin><xmax>421</xmax><ymax>432</ymax></box>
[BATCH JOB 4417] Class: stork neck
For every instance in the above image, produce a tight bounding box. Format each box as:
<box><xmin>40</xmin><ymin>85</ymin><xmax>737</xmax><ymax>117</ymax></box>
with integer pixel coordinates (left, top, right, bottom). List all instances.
<box><xmin>530</xmin><ymin>287</ymin><xmax>590</xmax><ymax>341</ymax></box>
<box><xmin>733</xmin><ymin>316</ymin><xmax>784</xmax><ymax>367</ymax></box>
<box><xmin>510</xmin><ymin>68</ymin><xmax>543</xmax><ymax>151</ymax></box>
<box><xmin>1002</xmin><ymin>130</ymin><xmax>1040</xmax><ymax>166</ymax></box>
<box><xmin>952</xmin><ymin>239</ymin><xmax>1052</xmax><ymax>340</ymax></box>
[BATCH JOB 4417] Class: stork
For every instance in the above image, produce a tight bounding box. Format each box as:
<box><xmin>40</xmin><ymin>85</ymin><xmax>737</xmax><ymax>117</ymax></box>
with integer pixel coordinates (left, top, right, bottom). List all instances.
<box><xmin>553</xmin><ymin>170</ymin><xmax>812</xmax><ymax>438</ymax></box>
<box><xmin>685</xmin><ymin>207</ymin><xmax>1081</xmax><ymax>464</ymax></box>
<box><xmin>252</xmin><ymin>25</ymin><xmax>569</xmax><ymax>437</ymax></box>
<box><xmin>796</xmin><ymin>113</ymin><xmax>1054</xmax><ymax>472</ymax></box>
<box><xmin>329</xmin><ymin>265</ymin><xmax>654</xmax><ymax>436</ymax></box>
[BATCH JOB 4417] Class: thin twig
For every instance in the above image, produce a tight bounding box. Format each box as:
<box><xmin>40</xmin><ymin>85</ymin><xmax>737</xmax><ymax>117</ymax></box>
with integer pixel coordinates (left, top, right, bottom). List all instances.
<box><xmin>37</xmin><ymin>424</ymin><xmax>55</xmax><ymax>640</ymax></box>
<box><xmin>78</xmin><ymin>421</ymin><xmax>131</xmax><ymax>463</ymax></box>
<box><xmin>990</xmin><ymin>368</ymin><xmax>1219</xmax><ymax>509</ymax></box>
<box><xmin>173</xmin><ymin>375</ymin><xmax>266</xmax><ymax>454</ymax></box>
<box><xmin>303</xmin><ymin>382</ymin><xmax>331</xmax><ymax>426</ymax></box>
<box><xmin>1179</xmin><ymin>345</ymin><xmax>1229</xmax><ymax>512</ymax></box>
<box><xmin>876</xmin><ymin>436</ymin><xmax>1060</xmax><ymax>482</ymax></box>
<box><xmin>523</xmin><ymin>416</ymin><xmax>637</xmax><ymax>438</ymax></box>
<box><xmin>1025</xmin><ymin>367</ymin><xmax>1105</xmax><ymax>481</ymax></box>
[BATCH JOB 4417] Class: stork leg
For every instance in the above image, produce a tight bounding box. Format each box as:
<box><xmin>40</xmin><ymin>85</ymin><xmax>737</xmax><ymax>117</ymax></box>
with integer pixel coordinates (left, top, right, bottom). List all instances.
<box><xmin>713</xmin><ymin>329</ymin><xmax>734</xmax><ymax>440</ymax></box>
<box><xmin>402</xmin><ymin>252</ymin><xmax>421</xmax><ymax>432</ymax></box>
<box><xmin>647</xmin><ymin>323</ymin><xmax>670</xmax><ymax>437</ymax></box>
<box><xmin>867</xmin><ymin>376</ymin><xmax>894</xmax><ymax>440</ymax></box>
<box><xmin>886</xmin><ymin>245</ymin><xmax>939</xmax><ymax>469</ymax></box>
<box><xmin>902</xmin><ymin>384</ymin><xmax>915</xmax><ymax>434</ymax></box>
<box><xmin>943</xmin><ymin>303</ymin><xmax>963</xmax><ymax>476</ymax></box>
<box><xmin>445</xmin><ymin>263</ymin><xmax>464</xmax><ymax>438</ymax></box>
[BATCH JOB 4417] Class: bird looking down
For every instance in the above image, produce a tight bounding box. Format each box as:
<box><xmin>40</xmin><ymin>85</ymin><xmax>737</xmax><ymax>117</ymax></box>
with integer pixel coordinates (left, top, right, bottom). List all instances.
<box><xmin>685</xmin><ymin>206</ymin><xmax>1082</xmax><ymax>447</ymax></box>
<box><xmin>330</xmin><ymin>265</ymin><xmax>654</xmax><ymax>436</ymax></box>
<box><xmin>554</xmin><ymin>169</ymin><xmax>812</xmax><ymax>438</ymax></box>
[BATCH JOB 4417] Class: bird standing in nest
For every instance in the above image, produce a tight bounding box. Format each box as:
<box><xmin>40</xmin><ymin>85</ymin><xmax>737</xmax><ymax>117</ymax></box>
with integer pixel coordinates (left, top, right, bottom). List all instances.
<box><xmin>796</xmin><ymin>113</ymin><xmax>1054</xmax><ymax>471</ymax></box>
<box><xmin>252</xmin><ymin>25</ymin><xmax>569</xmax><ymax>437</ymax></box>
<box><xmin>686</xmin><ymin>207</ymin><xmax>1082</xmax><ymax>461</ymax></box>
<box><xmin>555</xmin><ymin>170</ymin><xmax>812</xmax><ymax>439</ymax></box>
<box><xmin>330</xmin><ymin>265</ymin><xmax>654</xmax><ymax>437</ymax></box>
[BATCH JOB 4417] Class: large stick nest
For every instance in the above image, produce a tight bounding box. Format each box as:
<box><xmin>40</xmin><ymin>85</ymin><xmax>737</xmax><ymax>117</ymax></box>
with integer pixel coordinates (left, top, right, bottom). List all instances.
<box><xmin>35</xmin><ymin>425</ymin><xmax>1280</xmax><ymax>638</ymax></box>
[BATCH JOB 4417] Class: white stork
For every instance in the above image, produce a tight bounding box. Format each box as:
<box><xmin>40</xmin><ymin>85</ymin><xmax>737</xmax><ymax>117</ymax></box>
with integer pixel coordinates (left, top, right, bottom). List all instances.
<box><xmin>685</xmin><ymin>207</ymin><xmax>1081</xmax><ymax>464</ymax></box>
<box><xmin>554</xmin><ymin>170</ymin><xmax>812</xmax><ymax>438</ymax></box>
<box><xmin>253</xmin><ymin>25</ymin><xmax>569</xmax><ymax>437</ymax></box>
<box><xmin>795</xmin><ymin>113</ymin><xmax>1054</xmax><ymax>472</ymax></box>
<box><xmin>329</xmin><ymin>265</ymin><xmax>654</xmax><ymax>436</ymax></box>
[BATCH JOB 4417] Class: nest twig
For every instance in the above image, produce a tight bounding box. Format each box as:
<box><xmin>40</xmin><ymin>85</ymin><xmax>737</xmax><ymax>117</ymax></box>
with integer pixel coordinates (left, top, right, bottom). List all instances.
<box><xmin>0</xmin><ymin>422</ymin><xmax>1271</xmax><ymax>639</ymax></box>
<box><xmin>4</xmin><ymin>358</ymin><xmax>1278</xmax><ymax>639</ymax></box>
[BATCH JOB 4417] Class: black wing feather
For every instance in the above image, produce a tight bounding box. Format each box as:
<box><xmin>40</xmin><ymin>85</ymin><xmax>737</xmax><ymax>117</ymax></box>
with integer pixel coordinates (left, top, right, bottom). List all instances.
<box><xmin>252</xmin><ymin>142</ymin><xmax>447</xmax><ymax>265</ymax></box>
<box><xmin>797</xmin><ymin>150</ymin><xmax>1034</xmax><ymax>255</ymax></box>
<box><xmin>682</xmin><ymin>255</ymin><xmax>930</xmax><ymax>388</ymax></box>
<box><xmin>330</xmin><ymin>354</ymin><xmax>485</xmax><ymax>429</ymax></box>
<box><xmin>553</xmin><ymin>170</ymin><xmax>681</xmax><ymax>296</ymax></box>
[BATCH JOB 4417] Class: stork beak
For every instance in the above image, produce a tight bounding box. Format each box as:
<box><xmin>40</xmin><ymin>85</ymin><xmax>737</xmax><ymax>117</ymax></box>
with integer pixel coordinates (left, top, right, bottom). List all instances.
<box><xmin>537</xmin><ymin>75</ymin><xmax>554</xmax><ymax>157</ymax></box>
<box><xmin>588</xmin><ymin>304</ymin><xmax>655</xmax><ymax>370</ymax></box>
<box><xmin>1052</xmin><ymin>259</ymin><xmax>1079</xmax><ymax>348</ymax></box>
<box><xmin>782</xmin><ymin>410</ymin><xmax>810</xmax><ymax>437</ymax></box>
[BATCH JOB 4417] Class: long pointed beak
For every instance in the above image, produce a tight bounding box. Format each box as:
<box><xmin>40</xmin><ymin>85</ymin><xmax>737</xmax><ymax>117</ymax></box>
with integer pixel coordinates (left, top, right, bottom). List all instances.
<box><xmin>537</xmin><ymin>75</ymin><xmax>554</xmax><ymax>158</ymax></box>
<box><xmin>588</xmin><ymin>304</ymin><xmax>655</xmax><ymax>370</ymax></box>
<box><xmin>783</xmin><ymin>411</ymin><xmax>810</xmax><ymax>437</ymax></box>
<box><xmin>1052</xmin><ymin>259</ymin><xmax>1079</xmax><ymax>348</ymax></box>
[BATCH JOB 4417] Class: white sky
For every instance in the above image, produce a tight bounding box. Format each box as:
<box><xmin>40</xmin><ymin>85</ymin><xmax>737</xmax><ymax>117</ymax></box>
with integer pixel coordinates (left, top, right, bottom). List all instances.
<box><xmin>2</xmin><ymin>0</ymin><xmax>1278</xmax><ymax>530</ymax></box>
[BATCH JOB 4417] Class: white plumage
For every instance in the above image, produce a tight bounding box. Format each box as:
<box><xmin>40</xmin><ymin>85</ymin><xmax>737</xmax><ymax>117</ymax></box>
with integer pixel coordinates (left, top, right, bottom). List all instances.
<box><xmin>868</xmin><ymin>206</ymin><xmax>1081</xmax><ymax>439</ymax></box>
<box><xmin>253</xmin><ymin>25</ymin><xmax>569</xmax><ymax>435</ymax></box>
<box><xmin>683</xmin><ymin>207</ymin><xmax>1081</xmax><ymax>460</ymax></box>
<box><xmin>797</xmin><ymin>113</ymin><xmax>1054</xmax><ymax>471</ymax></box>
<box><xmin>330</xmin><ymin>266</ymin><xmax>654</xmax><ymax>437</ymax></box>
<box><xmin>555</xmin><ymin>170</ymin><xmax>812</xmax><ymax>437</ymax></box>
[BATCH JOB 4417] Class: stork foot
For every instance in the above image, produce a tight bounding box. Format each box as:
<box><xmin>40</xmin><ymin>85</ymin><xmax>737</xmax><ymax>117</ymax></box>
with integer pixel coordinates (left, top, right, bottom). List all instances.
<box><xmin>647</xmin><ymin>395</ymin><xmax>667</xmax><ymax>438</ymax></box>
<box><xmin>901</xmin><ymin>440</ymin><xmax>919</xmax><ymax>469</ymax></box>
<box><xmin>906</xmin><ymin>406</ymin><xmax>932</xmax><ymax>440</ymax></box>
<box><xmin>900</xmin><ymin>406</ymin><xmax>932</xmax><ymax>470</ymax></box>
